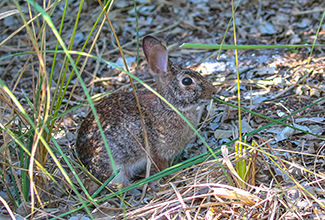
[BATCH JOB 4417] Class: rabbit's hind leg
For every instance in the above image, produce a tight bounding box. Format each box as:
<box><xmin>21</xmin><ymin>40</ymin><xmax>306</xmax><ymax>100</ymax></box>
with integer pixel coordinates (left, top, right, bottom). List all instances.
<box><xmin>113</xmin><ymin>157</ymin><xmax>147</xmax><ymax>184</ymax></box>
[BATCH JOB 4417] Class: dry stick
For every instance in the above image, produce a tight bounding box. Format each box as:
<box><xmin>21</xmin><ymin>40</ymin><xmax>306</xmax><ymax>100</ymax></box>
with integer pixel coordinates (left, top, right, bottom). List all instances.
<box><xmin>292</xmin><ymin>8</ymin><xmax>325</xmax><ymax>16</ymax></box>
<box><xmin>0</xmin><ymin>9</ymin><xmax>19</xmax><ymax>19</ymax></box>
<box><xmin>11</xmin><ymin>54</ymin><xmax>33</xmax><ymax>91</ymax></box>
<box><xmin>170</xmin><ymin>182</ymin><xmax>192</xmax><ymax>220</ymax></box>
<box><xmin>0</xmin><ymin>196</ymin><xmax>16</xmax><ymax>220</ymax></box>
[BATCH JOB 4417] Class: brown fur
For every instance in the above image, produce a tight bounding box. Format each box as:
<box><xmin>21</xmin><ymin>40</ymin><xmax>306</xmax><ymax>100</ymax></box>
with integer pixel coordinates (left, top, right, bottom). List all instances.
<box><xmin>76</xmin><ymin>36</ymin><xmax>217</xmax><ymax>183</ymax></box>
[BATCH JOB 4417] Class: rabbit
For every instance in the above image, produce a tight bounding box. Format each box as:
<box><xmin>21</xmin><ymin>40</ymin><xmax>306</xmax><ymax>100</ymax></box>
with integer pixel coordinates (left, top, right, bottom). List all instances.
<box><xmin>76</xmin><ymin>36</ymin><xmax>217</xmax><ymax>185</ymax></box>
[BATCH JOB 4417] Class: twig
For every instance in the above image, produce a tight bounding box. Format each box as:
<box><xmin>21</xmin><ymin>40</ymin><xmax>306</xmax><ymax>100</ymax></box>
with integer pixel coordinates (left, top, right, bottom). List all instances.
<box><xmin>292</xmin><ymin>9</ymin><xmax>325</xmax><ymax>16</ymax></box>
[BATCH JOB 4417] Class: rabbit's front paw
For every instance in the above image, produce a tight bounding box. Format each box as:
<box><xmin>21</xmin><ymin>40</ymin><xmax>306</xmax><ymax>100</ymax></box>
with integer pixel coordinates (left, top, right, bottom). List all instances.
<box><xmin>149</xmin><ymin>180</ymin><xmax>161</xmax><ymax>192</ymax></box>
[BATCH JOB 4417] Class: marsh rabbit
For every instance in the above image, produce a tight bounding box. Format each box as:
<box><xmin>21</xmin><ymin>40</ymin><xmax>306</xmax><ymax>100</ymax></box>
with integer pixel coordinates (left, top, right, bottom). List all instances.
<box><xmin>76</xmin><ymin>36</ymin><xmax>217</xmax><ymax>184</ymax></box>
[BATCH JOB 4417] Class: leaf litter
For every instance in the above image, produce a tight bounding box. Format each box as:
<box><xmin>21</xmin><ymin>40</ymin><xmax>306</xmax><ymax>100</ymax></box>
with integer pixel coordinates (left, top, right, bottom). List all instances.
<box><xmin>0</xmin><ymin>0</ymin><xmax>325</xmax><ymax>219</ymax></box>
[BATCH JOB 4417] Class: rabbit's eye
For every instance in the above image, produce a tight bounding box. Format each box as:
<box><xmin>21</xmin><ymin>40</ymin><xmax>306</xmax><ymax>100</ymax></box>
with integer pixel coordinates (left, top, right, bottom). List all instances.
<box><xmin>182</xmin><ymin>77</ymin><xmax>193</xmax><ymax>86</ymax></box>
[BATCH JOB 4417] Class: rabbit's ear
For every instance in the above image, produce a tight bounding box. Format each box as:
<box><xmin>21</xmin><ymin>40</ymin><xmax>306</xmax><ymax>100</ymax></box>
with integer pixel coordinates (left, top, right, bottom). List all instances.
<box><xmin>143</xmin><ymin>36</ymin><xmax>168</xmax><ymax>74</ymax></box>
<box><xmin>147</xmin><ymin>45</ymin><xmax>168</xmax><ymax>74</ymax></box>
